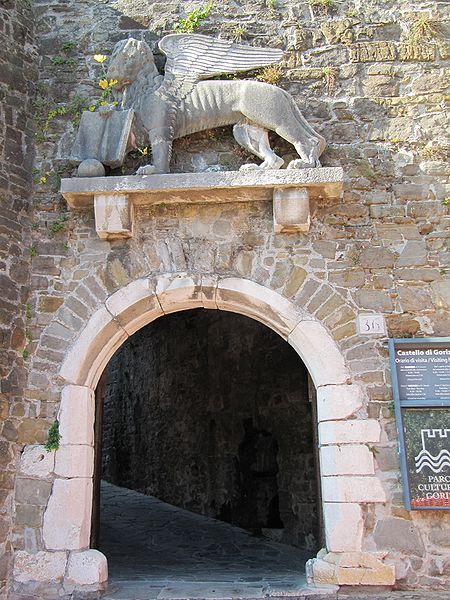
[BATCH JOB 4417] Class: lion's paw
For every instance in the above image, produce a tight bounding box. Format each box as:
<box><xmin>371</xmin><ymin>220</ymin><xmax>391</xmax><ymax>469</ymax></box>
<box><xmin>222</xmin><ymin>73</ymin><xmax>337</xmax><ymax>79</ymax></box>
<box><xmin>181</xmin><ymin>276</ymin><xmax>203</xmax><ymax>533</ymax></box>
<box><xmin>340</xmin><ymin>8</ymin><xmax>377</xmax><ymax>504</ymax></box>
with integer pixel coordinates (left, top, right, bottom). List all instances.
<box><xmin>239</xmin><ymin>163</ymin><xmax>260</xmax><ymax>171</ymax></box>
<box><xmin>288</xmin><ymin>159</ymin><xmax>321</xmax><ymax>169</ymax></box>
<box><xmin>287</xmin><ymin>159</ymin><xmax>313</xmax><ymax>170</ymax></box>
<box><xmin>136</xmin><ymin>165</ymin><xmax>158</xmax><ymax>176</ymax></box>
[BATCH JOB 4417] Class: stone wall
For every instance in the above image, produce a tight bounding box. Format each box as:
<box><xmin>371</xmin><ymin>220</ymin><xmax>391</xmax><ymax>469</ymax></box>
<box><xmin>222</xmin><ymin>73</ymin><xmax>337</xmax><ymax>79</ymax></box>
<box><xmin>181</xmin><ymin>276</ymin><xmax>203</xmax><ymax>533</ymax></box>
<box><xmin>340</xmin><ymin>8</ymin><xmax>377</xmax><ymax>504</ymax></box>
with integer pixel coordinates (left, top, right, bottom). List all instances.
<box><xmin>0</xmin><ymin>0</ymin><xmax>36</xmax><ymax>597</ymax></box>
<box><xmin>5</xmin><ymin>0</ymin><xmax>450</xmax><ymax>596</ymax></box>
<box><xmin>102</xmin><ymin>309</ymin><xmax>318</xmax><ymax>550</ymax></box>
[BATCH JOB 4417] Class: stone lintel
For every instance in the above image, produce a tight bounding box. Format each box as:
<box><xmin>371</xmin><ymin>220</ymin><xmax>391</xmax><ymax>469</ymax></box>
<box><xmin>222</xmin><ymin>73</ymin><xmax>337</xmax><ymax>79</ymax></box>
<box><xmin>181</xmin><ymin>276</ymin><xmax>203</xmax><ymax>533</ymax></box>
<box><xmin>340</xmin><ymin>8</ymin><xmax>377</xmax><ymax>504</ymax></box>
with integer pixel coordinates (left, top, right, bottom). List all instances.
<box><xmin>61</xmin><ymin>167</ymin><xmax>344</xmax><ymax>209</ymax></box>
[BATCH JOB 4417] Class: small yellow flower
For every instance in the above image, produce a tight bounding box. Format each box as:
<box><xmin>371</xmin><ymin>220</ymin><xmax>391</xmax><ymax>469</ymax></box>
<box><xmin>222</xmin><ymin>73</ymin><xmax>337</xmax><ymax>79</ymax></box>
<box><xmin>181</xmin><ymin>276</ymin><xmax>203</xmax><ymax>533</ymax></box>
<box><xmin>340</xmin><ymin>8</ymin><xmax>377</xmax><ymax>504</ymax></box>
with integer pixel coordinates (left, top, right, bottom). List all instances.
<box><xmin>98</xmin><ymin>79</ymin><xmax>109</xmax><ymax>90</ymax></box>
<box><xmin>138</xmin><ymin>147</ymin><xmax>149</xmax><ymax>156</ymax></box>
<box><xmin>93</xmin><ymin>54</ymin><xmax>107</xmax><ymax>63</ymax></box>
<box><xmin>39</xmin><ymin>176</ymin><xmax>47</xmax><ymax>185</ymax></box>
<box><xmin>88</xmin><ymin>105</ymin><xmax>96</xmax><ymax>112</ymax></box>
<box><xmin>108</xmin><ymin>79</ymin><xmax>118</xmax><ymax>87</ymax></box>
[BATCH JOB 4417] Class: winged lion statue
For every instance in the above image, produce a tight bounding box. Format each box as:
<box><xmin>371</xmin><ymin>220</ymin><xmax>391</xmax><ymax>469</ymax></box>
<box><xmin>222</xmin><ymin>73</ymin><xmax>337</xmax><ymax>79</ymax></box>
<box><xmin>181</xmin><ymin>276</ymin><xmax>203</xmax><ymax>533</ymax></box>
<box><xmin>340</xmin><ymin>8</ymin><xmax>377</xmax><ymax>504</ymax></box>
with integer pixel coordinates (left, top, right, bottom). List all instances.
<box><xmin>104</xmin><ymin>34</ymin><xmax>326</xmax><ymax>174</ymax></box>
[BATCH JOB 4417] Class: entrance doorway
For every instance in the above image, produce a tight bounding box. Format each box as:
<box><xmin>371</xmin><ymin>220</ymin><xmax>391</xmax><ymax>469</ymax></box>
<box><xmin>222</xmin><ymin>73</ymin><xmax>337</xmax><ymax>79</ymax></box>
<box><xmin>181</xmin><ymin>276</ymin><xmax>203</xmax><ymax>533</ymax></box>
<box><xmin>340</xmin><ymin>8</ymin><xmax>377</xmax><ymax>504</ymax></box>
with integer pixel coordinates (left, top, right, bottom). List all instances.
<box><xmin>92</xmin><ymin>309</ymin><xmax>322</xmax><ymax>596</ymax></box>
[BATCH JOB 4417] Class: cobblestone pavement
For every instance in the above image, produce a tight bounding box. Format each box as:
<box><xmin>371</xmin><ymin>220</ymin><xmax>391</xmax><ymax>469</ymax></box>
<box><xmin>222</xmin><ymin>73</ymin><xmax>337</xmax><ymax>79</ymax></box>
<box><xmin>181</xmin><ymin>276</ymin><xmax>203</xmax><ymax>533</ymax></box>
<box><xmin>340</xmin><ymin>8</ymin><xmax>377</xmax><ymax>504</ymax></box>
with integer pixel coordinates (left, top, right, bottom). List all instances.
<box><xmin>99</xmin><ymin>482</ymin><xmax>330</xmax><ymax>599</ymax></box>
<box><xmin>99</xmin><ymin>482</ymin><xmax>449</xmax><ymax>600</ymax></box>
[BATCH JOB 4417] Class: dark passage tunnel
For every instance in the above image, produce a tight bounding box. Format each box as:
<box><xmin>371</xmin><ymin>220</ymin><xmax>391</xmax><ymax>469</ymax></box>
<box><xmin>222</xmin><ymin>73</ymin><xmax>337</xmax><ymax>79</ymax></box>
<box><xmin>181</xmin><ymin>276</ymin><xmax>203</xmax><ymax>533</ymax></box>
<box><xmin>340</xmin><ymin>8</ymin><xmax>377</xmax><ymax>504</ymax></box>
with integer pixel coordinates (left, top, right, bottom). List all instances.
<box><xmin>96</xmin><ymin>308</ymin><xmax>321</xmax><ymax>579</ymax></box>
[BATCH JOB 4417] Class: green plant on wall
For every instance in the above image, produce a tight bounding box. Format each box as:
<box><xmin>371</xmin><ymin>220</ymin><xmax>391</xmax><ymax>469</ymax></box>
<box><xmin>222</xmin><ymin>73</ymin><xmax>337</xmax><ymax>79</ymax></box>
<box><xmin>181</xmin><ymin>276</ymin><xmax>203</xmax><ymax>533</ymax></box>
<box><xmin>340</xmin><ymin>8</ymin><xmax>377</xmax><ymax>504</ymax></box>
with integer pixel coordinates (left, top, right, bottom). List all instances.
<box><xmin>174</xmin><ymin>2</ymin><xmax>214</xmax><ymax>33</ymax></box>
<box><xmin>48</xmin><ymin>215</ymin><xmax>68</xmax><ymax>236</ymax></box>
<box><xmin>256</xmin><ymin>64</ymin><xmax>284</xmax><ymax>85</ymax></box>
<box><xmin>45</xmin><ymin>420</ymin><xmax>61</xmax><ymax>452</ymax></box>
<box><xmin>408</xmin><ymin>12</ymin><xmax>441</xmax><ymax>43</ymax></box>
<box><xmin>308</xmin><ymin>0</ymin><xmax>336</xmax><ymax>16</ymax></box>
<box><xmin>322</xmin><ymin>66</ymin><xmax>338</xmax><ymax>95</ymax></box>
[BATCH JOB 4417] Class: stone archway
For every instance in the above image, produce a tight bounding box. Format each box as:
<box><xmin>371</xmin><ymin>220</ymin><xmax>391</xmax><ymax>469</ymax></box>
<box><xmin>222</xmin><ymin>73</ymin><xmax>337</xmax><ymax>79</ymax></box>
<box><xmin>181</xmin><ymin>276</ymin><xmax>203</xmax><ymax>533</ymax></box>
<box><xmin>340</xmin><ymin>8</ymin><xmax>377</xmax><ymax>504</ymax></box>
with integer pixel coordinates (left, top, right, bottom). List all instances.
<box><xmin>17</xmin><ymin>275</ymin><xmax>391</xmax><ymax>590</ymax></box>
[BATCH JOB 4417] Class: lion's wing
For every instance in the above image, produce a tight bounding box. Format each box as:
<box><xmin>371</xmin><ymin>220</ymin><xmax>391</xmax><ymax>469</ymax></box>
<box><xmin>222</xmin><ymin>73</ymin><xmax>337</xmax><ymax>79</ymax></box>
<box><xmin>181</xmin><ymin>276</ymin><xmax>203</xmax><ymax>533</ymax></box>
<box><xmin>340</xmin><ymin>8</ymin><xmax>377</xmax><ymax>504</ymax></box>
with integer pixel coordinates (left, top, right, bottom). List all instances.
<box><xmin>159</xmin><ymin>34</ymin><xmax>283</xmax><ymax>81</ymax></box>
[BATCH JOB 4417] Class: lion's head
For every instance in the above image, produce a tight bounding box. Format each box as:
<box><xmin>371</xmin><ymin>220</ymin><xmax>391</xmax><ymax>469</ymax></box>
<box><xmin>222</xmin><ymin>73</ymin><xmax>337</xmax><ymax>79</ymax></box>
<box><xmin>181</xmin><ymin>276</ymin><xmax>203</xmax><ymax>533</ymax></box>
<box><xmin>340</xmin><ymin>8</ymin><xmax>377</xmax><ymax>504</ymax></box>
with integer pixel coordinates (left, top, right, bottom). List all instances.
<box><xmin>107</xmin><ymin>38</ymin><xmax>157</xmax><ymax>90</ymax></box>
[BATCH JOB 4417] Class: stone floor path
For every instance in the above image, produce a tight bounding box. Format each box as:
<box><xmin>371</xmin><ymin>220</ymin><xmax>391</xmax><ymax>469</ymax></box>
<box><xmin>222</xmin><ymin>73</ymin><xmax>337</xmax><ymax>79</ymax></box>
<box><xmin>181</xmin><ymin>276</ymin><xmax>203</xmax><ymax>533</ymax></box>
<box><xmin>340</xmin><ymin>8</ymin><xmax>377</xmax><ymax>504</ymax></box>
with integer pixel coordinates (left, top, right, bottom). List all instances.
<box><xmin>98</xmin><ymin>482</ymin><xmax>450</xmax><ymax>600</ymax></box>
<box><xmin>99</xmin><ymin>481</ymin><xmax>334</xmax><ymax>599</ymax></box>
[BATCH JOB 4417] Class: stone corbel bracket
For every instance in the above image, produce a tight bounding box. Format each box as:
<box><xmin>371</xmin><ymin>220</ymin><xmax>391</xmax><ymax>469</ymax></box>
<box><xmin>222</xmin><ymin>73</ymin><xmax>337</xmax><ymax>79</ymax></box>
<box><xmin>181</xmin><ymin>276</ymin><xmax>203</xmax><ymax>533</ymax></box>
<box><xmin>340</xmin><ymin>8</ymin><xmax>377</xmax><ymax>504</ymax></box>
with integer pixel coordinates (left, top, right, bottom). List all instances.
<box><xmin>60</xmin><ymin>168</ymin><xmax>343</xmax><ymax>240</ymax></box>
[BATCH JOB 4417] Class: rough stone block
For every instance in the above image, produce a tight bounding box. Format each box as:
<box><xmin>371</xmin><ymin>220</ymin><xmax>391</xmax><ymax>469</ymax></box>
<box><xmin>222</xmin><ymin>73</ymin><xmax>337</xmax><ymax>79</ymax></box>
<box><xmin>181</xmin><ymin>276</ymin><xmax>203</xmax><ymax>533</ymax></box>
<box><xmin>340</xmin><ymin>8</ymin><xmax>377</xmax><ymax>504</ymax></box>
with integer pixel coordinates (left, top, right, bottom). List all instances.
<box><xmin>397</xmin><ymin>285</ymin><xmax>433</xmax><ymax>311</ymax></box>
<box><xmin>15</xmin><ymin>478</ymin><xmax>52</xmax><ymax>506</ymax></box>
<box><xmin>396</xmin><ymin>241</ymin><xmax>427</xmax><ymax>267</ymax></box>
<box><xmin>19</xmin><ymin>445</ymin><xmax>54</xmax><ymax>478</ymax></box>
<box><xmin>360</xmin><ymin>247</ymin><xmax>395</xmax><ymax>269</ymax></box>
<box><xmin>323</xmin><ymin>503</ymin><xmax>363</xmax><ymax>552</ymax></box>
<box><xmin>321</xmin><ymin>475</ymin><xmax>386</xmax><ymax>503</ymax></box>
<box><xmin>319</xmin><ymin>419</ymin><xmax>381</xmax><ymax>445</ymax></box>
<box><xmin>288</xmin><ymin>321</ymin><xmax>350</xmax><ymax>387</ymax></box>
<box><xmin>356</xmin><ymin>290</ymin><xmax>393</xmax><ymax>312</ymax></box>
<box><xmin>58</xmin><ymin>386</ymin><xmax>94</xmax><ymax>446</ymax></box>
<box><xmin>316</xmin><ymin>384</ymin><xmax>363</xmax><ymax>422</ymax></box>
<box><xmin>66</xmin><ymin>549</ymin><xmax>108</xmax><ymax>586</ymax></box>
<box><xmin>13</xmin><ymin>550</ymin><xmax>67</xmax><ymax>583</ymax></box>
<box><xmin>374</xmin><ymin>517</ymin><xmax>425</xmax><ymax>557</ymax></box>
<box><xmin>320</xmin><ymin>444</ymin><xmax>374</xmax><ymax>476</ymax></box>
<box><xmin>43</xmin><ymin>478</ymin><xmax>92</xmax><ymax>550</ymax></box>
<box><xmin>431</xmin><ymin>281</ymin><xmax>450</xmax><ymax>309</ymax></box>
<box><xmin>54</xmin><ymin>445</ymin><xmax>94</xmax><ymax>478</ymax></box>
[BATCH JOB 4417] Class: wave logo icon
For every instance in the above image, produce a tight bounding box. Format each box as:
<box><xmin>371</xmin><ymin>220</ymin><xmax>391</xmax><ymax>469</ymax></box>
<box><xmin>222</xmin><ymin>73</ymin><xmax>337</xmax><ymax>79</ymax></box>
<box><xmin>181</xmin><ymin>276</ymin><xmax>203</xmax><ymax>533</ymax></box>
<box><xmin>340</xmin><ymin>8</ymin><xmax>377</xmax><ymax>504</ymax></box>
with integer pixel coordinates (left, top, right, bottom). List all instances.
<box><xmin>415</xmin><ymin>429</ymin><xmax>450</xmax><ymax>474</ymax></box>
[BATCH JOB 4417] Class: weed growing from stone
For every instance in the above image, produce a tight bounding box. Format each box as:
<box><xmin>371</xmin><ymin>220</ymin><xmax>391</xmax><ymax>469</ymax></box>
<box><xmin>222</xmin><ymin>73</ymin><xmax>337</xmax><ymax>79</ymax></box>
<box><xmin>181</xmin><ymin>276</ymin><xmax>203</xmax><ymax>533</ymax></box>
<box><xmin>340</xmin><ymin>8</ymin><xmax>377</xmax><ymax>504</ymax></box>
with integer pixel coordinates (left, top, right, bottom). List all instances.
<box><xmin>49</xmin><ymin>215</ymin><xmax>68</xmax><ymax>236</ymax></box>
<box><xmin>322</xmin><ymin>66</ymin><xmax>338</xmax><ymax>95</ymax></box>
<box><xmin>231</xmin><ymin>25</ymin><xmax>247</xmax><ymax>42</ymax></box>
<box><xmin>308</xmin><ymin>0</ymin><xmax>336</xmax><ymax>16</ymax></box>
<box><xmin>28</xmin><ymin>245</ymin><xmax>37</xmax><ymax>257</ymax></box>
<box><xmin>174</xmin><ymin>2</ymin><xmax>214</xmax><ymax>33</ymax></box>
<box><xmin>21</xmin><ymin>349</ymin><xmax>29</xmax><ymax>360</ymax></box>
<box><xmin>25</xmin><ymin>304</ymin><xmax>32</xmax><ymax>320</ymax></box>
<box><xmin>256</xmin><ymin>65</ymin><xmax>283</xmax><ymax>85</ymax></box>
<box><xmin>408</xmin><ymin>13</ymin><xmax>440</xmax><ymax>43</ymax></box>
<box><xmin>45</xmin><ymin>421</ymin><xmax>61</xmax><ymax>452</ymax></box>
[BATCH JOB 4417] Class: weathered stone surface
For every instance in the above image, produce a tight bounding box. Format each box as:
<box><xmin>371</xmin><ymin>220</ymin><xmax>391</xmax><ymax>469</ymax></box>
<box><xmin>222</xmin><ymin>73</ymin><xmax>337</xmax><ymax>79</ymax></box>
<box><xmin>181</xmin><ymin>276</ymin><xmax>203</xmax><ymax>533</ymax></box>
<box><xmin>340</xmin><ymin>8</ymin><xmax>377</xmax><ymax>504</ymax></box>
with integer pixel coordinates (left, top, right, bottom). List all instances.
<box><xmin>43</xmin><ymin>478</ymin><xmax>93</xmax><ymax>550</ymax></box>
<box><xmin>54</xmin><ymin>445</ymin><xmax>94</xmax><ymax>478</ymax></box>
<box><xmin>15</xmin><ymin>479</ymin><xmax>52</xmax><ymax>506</ymax></box>
<box><xmin>349</xmin><ymin>42</ymin><xmax>396</xmax><ymax>63</ymax></box>
<box><xmin>431</xmin><ymin>281</ymin><xmax>450</xmax><ymax>309</ymax></box>
<box><xmin>396</xmin><ymin>241</ymin><xmax>428</xmax><ymax>267</ymax></box>
<box><xmin>374</xmin><ymin>518</ymin><xmax>425</xmax><ymax>557</ymax></box>
<box><xmin>316</xmin><ymin>384</ymin><xmax>363</xmax><ymax>422</ymax></box>
<box><xmin>398</xmin><ymin>42</ymin><xmax>435</xmax><ymax>62</ymax></box>
<box><xmin>323</xmin><ymin>503</ymin><xmax>363</xmax><ymax>552</ymax></box>
<box><xmin>66</xmin><ymin>549</ymin><xmax>108</xmax><ymax>585</ymax></box>
<box><xmin>58</xmin><ymin>386</ymin><xmax>94</xmax><ymax>446</ymax></box>
<box><xmin>360</xmin><ymin>247</ymin><xmax>395</xmax><ymax>269</ymax></box>
<box><xmin>19</xmin><ymin>445</ymin><xmax>54</xmax><ymax>478</ymax></box>
<box><xmin>320</xmin><ymin>444</ymin><xmax>374</xmax><ymax>476</ymax></box>
<box><xmin>321</xmin><ymin>476</ymin><xmax>386</xmax><ymax>503</ymax></box>
<box><xmin>356</xmin><ymin>290</ymin><xmax>393</xmax><ymax>312</ymax></box>
<box><xmin>13</xmin><ymin>550</ymin><xmax>67</xmax><ymax>583</ymax></box>
<box><xmin>319</xmin><ymin>420</ymin><xmax>380</xmax><ymax>445</ymax></box>
<box><xmin>397</xmin><ymin>286</ymin><xmax>433</xmax><ymax>312</ymax></box>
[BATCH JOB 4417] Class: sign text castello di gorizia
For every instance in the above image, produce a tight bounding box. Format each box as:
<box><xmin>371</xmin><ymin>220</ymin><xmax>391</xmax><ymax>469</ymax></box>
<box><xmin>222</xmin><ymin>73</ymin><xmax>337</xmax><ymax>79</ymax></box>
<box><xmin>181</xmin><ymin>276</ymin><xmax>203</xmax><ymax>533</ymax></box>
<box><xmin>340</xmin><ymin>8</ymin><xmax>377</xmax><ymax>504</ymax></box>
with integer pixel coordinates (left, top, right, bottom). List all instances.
<box><xmin>389</xmin><ymin>338</ymin><xmax>450</xmax><ymax>510</ymax></box>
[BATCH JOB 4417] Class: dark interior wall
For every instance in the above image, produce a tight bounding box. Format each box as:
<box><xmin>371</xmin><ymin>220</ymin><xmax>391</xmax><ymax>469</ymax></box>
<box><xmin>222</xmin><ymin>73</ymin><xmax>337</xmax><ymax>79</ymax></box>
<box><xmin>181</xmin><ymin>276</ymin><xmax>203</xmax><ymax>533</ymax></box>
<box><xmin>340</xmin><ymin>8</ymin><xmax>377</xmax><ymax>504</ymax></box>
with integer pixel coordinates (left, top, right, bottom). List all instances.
<box><xmin>102</xmin><ymin>309</ymin><xmax>319</xmax><ymax>551</ymax></box>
